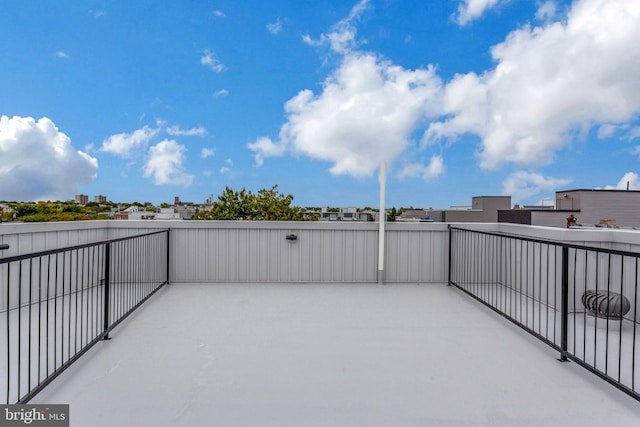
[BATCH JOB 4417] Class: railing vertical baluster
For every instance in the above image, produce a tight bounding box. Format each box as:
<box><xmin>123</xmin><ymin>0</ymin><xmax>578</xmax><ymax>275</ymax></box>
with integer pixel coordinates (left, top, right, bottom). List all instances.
<box><xmin>447</xmin><ymin>226</ymin><xmax>452</xmax><ymax>286</ymax></box>
<box><xmin>594</xmin><ymin>253</ymin><xmax>600</xmax><ymax>369</ymax></box>
<box><xmin>618</xmin><ymin>255</ymin><xmax>624</xmax><ymax>383</ymax></box>
<box><xmin>583</xmin><ymin>250</ymin><xmax>588</xmax><ymax>363</ymax></box>
<box><xmin>572</xmin><ymin>248</ymin><xmax>577</xmax><ymax>356</ymax></box>
<box><xmin>537</xmin><ymin>243</ymin><xmax>542</xmax><ymax>336</ymax></box>
<box><xmin>560</xmin><ymin>245</ymin><xmax>569</xmax><ymax>362</ymax></box>
<box><xmin>6</xmin><ymin>263</ymin><xmax>10</xmax><ymax>403</ymax></box>
<box><xmin>53</xmin><ymin>253</ymin><xmax>59</xmax><ymax>373</ymax></box>
<box><xmin>546</xmin><ymin>245</ymin><xmax>550</xmax><ymax>340</ymax></box>
<box><xmin>37</xmin><ymin>257</ymin><xmax>42</xmax><ymax>390</ymax></box>
<box><xmin>633</xmin><ymin>258</ymin><xmax>638</xmax><ymax>392</ymax></box>
<box><xmin>28</xmin><ymin>258</ymin><xmax>33</xmax><ymax>395</ymax></box>
<box><xmin>166</xmin><ymin>230</ymin><xmax>171</xmax><ymax>284</ymax></box>
<box><xmin>17</xmin><ymin>260</ymin><xmax>22</xmax><ymax>400</ymax></box>
<box><xmin>61</xmin><ymin>252</ymin><xmax>66</xmax><ymax>368</ymax></box>
<box><xmin>553</xmin><ymin>247</ymin><xmax>558</xmax><ymax>346</ymax></box>
<box><xmin>605</xmin><ymin>253</ymin><xmax>612</xmax><ymax>375</ymax></box>
<box><xmin>103</xmin><ymin>243</ymin><xmax>111</xmax><ymax>340</ymax></box>
<box><xmin>45</xmin><ymin>255</ymin><xmax>51</xmax><ymax>378</ymax></box>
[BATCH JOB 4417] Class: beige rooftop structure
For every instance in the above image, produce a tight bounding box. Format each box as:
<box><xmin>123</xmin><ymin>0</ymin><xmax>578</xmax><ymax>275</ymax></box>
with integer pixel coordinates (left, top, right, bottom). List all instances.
<box><xmin>436</xmin><ymin>196</ymin><xmax>511</xmax><ymax>223</ymax></box>
<box><xmin>500</xmin><ymin>189</ymin><xmax>640</xmax><ymax>228</ymax></box>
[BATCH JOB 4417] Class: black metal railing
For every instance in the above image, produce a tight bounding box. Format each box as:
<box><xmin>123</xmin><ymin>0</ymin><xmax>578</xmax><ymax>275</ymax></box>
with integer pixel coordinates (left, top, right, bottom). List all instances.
<box><xmin>1</xmin><ymin>229</ymin><xmax>169</xmax><ymax>404</ymax></box>
<box><xmin>448</xmin><ymin>226</ymin><xmax>640</xmax><ymax>401</ymax></box>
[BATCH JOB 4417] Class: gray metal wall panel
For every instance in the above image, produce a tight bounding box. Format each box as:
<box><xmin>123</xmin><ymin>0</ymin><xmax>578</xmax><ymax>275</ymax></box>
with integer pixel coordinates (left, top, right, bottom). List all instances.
<box><xmin>0</xmin><ymin>223</ymin><xmax>109</xmax><ymax>257</ymax></box>
<box><xmin>167</xmin><ymin>224</ymin><xmax>379</xmax><ymax>283</ymax></box>
<box><xmin>7</xmin><ymin>220</ymin><xmax>640</xmax><ymax>287</ymax></box>
<box><xmin>385</xmin><ymin>227</ymin><xmax>449</xmax><ymax>283</ymax></box>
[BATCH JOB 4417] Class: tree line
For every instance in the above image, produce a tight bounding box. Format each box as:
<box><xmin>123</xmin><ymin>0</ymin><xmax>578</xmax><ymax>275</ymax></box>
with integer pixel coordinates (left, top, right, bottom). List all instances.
<box><xmin>2</xmin><ymin>185</ymin><xmax>395</xmax><ymax>222</ymax></box>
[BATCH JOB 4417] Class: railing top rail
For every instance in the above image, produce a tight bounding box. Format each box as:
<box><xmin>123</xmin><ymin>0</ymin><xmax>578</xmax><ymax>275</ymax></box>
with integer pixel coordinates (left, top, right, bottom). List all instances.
<box><xmin>448</xmin><ymin>226</ymin><xmax>640</xmax><ymax>258</ymax></box>
<box><xmin>0</xmin><ymin>229</ymin><xmax>169</xmax><ymax>265</ymax></box>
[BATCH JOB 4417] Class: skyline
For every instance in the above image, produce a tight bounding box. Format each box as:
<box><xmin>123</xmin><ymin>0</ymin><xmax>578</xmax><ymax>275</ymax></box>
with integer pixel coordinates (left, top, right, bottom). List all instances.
<box><xmin>1</xmin><ymin>0</ymin><xmax>639</xmax><ymax>209</ymax></box>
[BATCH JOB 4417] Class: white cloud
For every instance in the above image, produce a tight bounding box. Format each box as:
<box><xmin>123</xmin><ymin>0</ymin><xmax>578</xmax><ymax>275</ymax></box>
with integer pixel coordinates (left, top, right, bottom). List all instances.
<box><xmin>598</xmin><ymin>124</ymin><xmax>640</xmax><ymax>141</ymax></box>
<box><xmin>213</xmin><ymin>10</ymin><xmax>226</xmax><ymax>18</ymax></box>
<box><xmin>454</xmin><ymin>0</ymin><xmax>505</xmax><ymax>26</ymax></box>
<box><xmin>597</xmin><ymin>124</ymin><xmax>620</xmax><ymax>139</ymax></box>
<box><xmin>605</xmin><ymin>172</ymin><xmax>640</xmax><ymax>190</ymax></box>
<box><xmin>201</xmin><ymin>148</ymin><xmax>216</xmax><ymax>159</ymax></box>
<box><xmin>220</xmin><ymin>159</ymin><xmax>233</xmax><ymax>175</ymax></box>
<box><xmin>249</xmin><ymin>53</ymin><xmax>442</xmax><ymax>177</ymax></box>
<box><xmin>502</xmin><ymin>171</ymin><xmax>572</xmax><ymax>202</ymax></box>
<box><xmin>201</xmin><ymin>49</ymin><xmax>225</xmax><ymax>72</ymax></box>
<box><xmin>90</xmin><ymin>10</ymin><xmax>106</xmax><ymax>19</ymax></box>
<box><xmin>55</xmin><ymin>51</ymin><xmax>69</xmax><ymax>59</ymax></box>
<box><xmin>303</xmin><ymin>0</ymin><xmax>370</xmax><ymax>53</ymax></box>
<box><xmin>166</xmin><ymin>125</ymin><xmax>207</xmax><ymax>137</ymax></box>
<box><xmin>101</xmin><ymin>124</ymin><xmax>160</xmax><ymax>157</ymax></box>
<box><xmin>628</xmin><ymin>127</ymin><xmax>640</xmax><ymax>141</ymax></box>
<box><xmin>248</xmin><ymin>137</ymin><xmax>286</xmax><ymax>167</ymax></box>
<box><xmin>267</xmin><ymin>19</ymin><xmax>283</xmax><ymax>35</ymax></box>
<box><xmin>426</xmin><ymin>0</ymin><xmax>640</xmax><ymax>170</ymax></box>
<box><xmin>536</xmin><ymin>1</ymin><xmax>558</xmax><ymax>22</ymax></box>
<box><xmin>144</xmin><ymin>139</ymin><xmax>193</xmax><ymax>186</ymax></box>
<box><xmin>213</xmin><ymin>89</ymin><xmax>229</xmax><ymax>97</ymax></box>
<box><xmin>399</xmin><ymin>156</ymin><xmax>445</xmax><ymax>180</ymax></box>
<box><xmin>252</xmin><ymin>1</ymin><xmax>449</xmax><ymax>178</ymax></box>
<box><xmin>0</xmin><ymin>115</ymin><xmax>98</xmax><ymax>201</ymax></box>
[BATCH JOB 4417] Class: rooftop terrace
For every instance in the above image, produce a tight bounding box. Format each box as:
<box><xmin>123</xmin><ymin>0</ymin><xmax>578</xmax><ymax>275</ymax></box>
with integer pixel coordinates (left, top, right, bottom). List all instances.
<box><xmin>2</xmin><ymin>221</ymin><xmax>640</xmax><ymax>425</ymax></box>
<box><xmin>29</xmin><ymin>283</ymin><xmax>640</xmax><ymax>426</ymax></box>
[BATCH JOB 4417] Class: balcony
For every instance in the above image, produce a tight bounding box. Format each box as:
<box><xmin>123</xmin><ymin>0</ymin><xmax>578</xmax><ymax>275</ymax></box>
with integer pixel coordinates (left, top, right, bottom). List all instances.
<box><xmin>2</xmin><ymin>221</ymin><xmax>640</xmax><ymax>426</ymax></box>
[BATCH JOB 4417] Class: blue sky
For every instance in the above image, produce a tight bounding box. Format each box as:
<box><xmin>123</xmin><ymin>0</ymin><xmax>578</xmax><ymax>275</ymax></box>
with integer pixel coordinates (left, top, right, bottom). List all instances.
<box><xmin>1</xmin><ymin>0</ymin><xmax>639</xmax><ymax>209</ymax></box>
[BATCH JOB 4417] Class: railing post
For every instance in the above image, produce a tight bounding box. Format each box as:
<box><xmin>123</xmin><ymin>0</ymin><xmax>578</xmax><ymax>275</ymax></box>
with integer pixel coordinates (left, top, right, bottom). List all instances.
<box><xmin>103</xmin><ymin>242</ymin><xmax>111</xmax><ymax>340</ymax></box>
<box><xmin>447</xmin><ymin>225</ymin><xmax>453</xmax><ymax>286</ymax></box>
<box><xmin>559</xmin><ymin>245</ymin><xmax>569</xmax><ymax>361</ymax></box>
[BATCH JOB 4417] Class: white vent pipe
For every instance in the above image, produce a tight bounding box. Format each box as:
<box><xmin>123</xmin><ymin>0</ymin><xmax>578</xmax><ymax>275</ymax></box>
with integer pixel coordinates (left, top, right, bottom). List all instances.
<box><xmin>378</xmin><ymin>161</ymin><xmax>386</xmax><ymax>284</ymax></box>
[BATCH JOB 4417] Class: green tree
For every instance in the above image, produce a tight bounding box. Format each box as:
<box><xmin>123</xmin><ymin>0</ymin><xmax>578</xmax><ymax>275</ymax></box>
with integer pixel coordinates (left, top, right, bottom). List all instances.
<box><xmin>14</xmin><ymin>204</ymin><xmax>38</xmax><ymax>218</ymax></box>
<box><xmin>387</xmin><ymin>207</ymin><xmax>397</xmax><ymax>222</ymax></box>
<box><xmin>62</xmin><ymin>203</ymin><xmax>84</xmax><ymax>213</ymax></box>
<box><xmin>195</xmin><ymin>185</ymin><xmax>313</xmax><ymax>221</ymax></box>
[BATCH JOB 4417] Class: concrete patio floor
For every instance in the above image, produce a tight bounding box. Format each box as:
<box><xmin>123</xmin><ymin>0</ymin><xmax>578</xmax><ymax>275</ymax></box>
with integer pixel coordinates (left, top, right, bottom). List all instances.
<box><xmin>32</xmin><ymin>283</ymin><xmax>640</xmax><ymax>427</ymax></box>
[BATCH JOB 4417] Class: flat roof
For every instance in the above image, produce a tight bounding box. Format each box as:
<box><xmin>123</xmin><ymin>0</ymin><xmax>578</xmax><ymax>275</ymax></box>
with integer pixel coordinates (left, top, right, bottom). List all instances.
<box><xmin>557</xmin><ymin>189</ymin><xmax>640</xmax><ymax>193</ymax></box>
<box><xmin>32</xmin><ymin>283</ymin><xmax>640</xmax><ymax>426</ymax></box>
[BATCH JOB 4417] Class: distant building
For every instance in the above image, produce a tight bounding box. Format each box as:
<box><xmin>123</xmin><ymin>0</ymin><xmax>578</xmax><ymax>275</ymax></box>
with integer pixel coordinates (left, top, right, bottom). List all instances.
<box><xmin>395</xmin><ymin>209</ymin><xmax>430</xmax><ymax>222</ymax></box>
<box><xmin>319</xmin><ymin>207</ymin><xmax>374</xmax><ymax>221</ymax></box>
<box><xmin>115</xmin><ymin>205</ymin><xmax>155</xmax><ymax>220</ymax></box>
<box><xmin>155</xmin><ymin>208</ymin><xmax>181</xmax><ymax>220</ymax></box>
<box><xmin>425</xmin><ymin>196</ymin><xmax>511</xmax><ymax>223</ymax></box>
<box><xmin>176</xmin><ymin>205</ymin><xmax>195</xmax><ymax>220</ymax></box>
<box><xmin>499</xmin><ymin>189</ymin><xmax>640</xmax><ymax>228</ymax></box>
<box><xmin>94</xmin><ymin>195</ymin><xmax>107</xmax><ymax>203</ymax></box>
<box><xmin>75</xmin><ymin>194</ymin><xmax>88</xmax><ymax>204</ymax></box>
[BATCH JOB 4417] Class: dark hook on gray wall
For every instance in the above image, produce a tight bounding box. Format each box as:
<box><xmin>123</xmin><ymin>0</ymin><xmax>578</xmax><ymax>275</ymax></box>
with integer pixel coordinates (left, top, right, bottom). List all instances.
<box><xmin>0</xmin><ymin>244</ymin><xmax>9</xmax><ymax>250</ymax></box>
<box><xmin>285</xmin><ymin>234</ymin><xmax>297</xmax><ymax>241</ymax></box>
